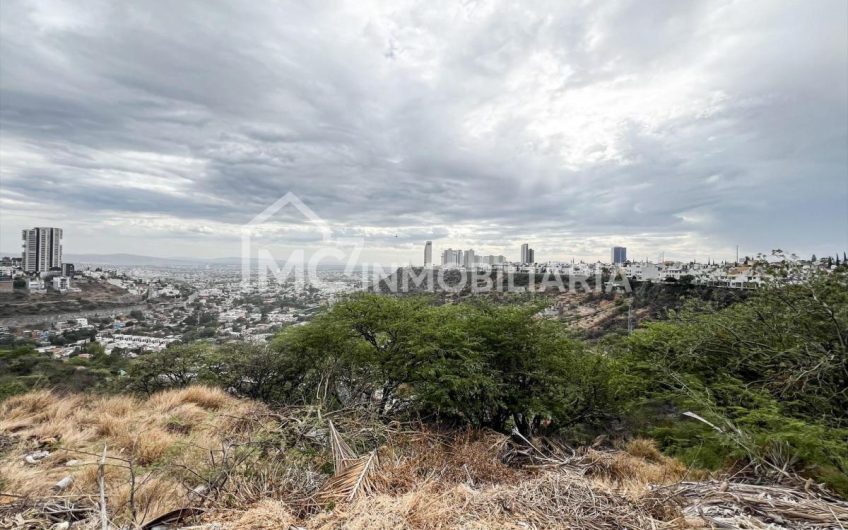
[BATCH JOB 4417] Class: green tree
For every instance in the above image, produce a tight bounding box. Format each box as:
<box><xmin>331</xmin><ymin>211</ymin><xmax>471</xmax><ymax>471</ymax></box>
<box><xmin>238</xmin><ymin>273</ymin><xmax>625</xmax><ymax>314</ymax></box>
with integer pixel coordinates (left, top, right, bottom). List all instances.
<box><xmin>267</xmin><ymin>294</ymin><xmax>620</xmax><ymax>436</ymax></box>
<box><xmin>616</xmin><ymin>270</ymin><xmax>848</xmax><ymax>492</ymax></box>
<box><xmin>126</xmin><ymin>343</ymin><xmax>211</xmax><ymax>394</ymax></box>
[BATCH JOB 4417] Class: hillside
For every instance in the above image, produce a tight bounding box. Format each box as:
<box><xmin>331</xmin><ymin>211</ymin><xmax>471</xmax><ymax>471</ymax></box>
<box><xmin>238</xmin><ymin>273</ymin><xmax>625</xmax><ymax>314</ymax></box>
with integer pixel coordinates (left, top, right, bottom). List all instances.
<box><xmin>0</xmin><ymin>277</ymin><xmax>142</xmax><ymax>320</ymax></box>
<box><xmin>2</xmin><ymin>387</ymin><xmax>846</xmax><ymax>529</ymax></box>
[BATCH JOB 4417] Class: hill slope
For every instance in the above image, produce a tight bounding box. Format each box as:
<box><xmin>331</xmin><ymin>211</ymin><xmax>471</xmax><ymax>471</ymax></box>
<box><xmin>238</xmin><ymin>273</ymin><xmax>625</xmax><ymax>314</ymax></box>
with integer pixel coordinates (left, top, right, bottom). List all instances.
<box><xmin>1</xmin><ymin>388</ymin><xmax>845</xmax><ymax>529</ymax></box>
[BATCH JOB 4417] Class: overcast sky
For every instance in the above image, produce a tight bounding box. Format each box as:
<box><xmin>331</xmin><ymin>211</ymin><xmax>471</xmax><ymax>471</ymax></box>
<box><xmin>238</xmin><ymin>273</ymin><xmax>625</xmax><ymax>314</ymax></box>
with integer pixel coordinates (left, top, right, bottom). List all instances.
<box><xmin>1</xmin><ymin>0</ymin><xmax>846</xmax><ymax>264</ymax></box>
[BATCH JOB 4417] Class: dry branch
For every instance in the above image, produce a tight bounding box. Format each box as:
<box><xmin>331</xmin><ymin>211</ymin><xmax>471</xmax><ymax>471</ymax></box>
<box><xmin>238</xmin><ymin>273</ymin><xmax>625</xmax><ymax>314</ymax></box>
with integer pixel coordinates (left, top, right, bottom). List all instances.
<box><xmin>98</xmin><ymin>444</ymin><xmax>108</xmax><ymax>530</ymax></box>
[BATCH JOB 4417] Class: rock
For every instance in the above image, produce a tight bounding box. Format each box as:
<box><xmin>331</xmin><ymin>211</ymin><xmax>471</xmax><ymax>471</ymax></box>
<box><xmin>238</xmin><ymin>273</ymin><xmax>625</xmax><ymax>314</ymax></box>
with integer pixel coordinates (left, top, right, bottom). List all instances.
<box><xmin>23</xmin><ymin>450</ymin><xmax>50</xmax><ymax>464</ymax></box>
<box><xmin>189</xmin><ymin>484</ymin><xmax>208</xmax><ymax>499</ymax></box>
<box><xmin>53</xmin><ymin>475</ymin><xmax>74</xmax><ymax>491</ymax></box>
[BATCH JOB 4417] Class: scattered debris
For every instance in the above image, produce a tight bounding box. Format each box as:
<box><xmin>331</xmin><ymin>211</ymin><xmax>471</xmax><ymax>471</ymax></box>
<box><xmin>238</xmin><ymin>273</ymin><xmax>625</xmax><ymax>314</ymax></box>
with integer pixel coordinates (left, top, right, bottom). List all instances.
<box><xmin>3</xmin><ymin>390</ymin><xmax>846</xmax><ymax>529</ymax></box>
<box><xmin>23</xmin><ymin>450</ymin><xmax>50</xmax><ymax>464</ymax></box>
<box><xmin>654</xmin><ymin>480</ymin><xmax>848</xmax><ymax>529</ymax></box>
<box><xmin>141</xmin><ymin>507</ymin><xmax>206</xmax><ymax>530</ymax></box>
<box><xmin>52</xmin><ymin>475</ymin><xmax>74</xmax><ymax>492</ymax></box>
<box><xmin>0</xmin><ymin>498</ymin><xmax>96</xmax><ymax>528</ymax></box>
<box><xmin>315</xmin><ymin>421</ymin><xmax>380</xmax><ymax>503</ymax></box>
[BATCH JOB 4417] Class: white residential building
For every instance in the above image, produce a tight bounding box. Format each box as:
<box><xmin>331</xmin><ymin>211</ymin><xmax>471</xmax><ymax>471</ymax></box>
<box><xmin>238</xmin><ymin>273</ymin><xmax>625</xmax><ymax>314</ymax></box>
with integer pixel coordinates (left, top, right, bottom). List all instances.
<box><xmin>624</xmin><ymin>262</ymin><xmax>663</xmax><ymax>281</ymax></box>
<box><xmin>27</xmin><ymin>278</ymin><xmax>46</xmax><ymax>293</ymax></box>
<box><xmin>52</xmin><ymin>276</ymin><xmax>71</xmax><ymax>291</ymax></box>
<box><xmin>100</xmin><ymin>333</ymin><xmax>178</xmax><ymax>352</ymax></box>
<box><xmin>220</xmin><ymin>309</ymin><xmax>247</xmax><ymax>322</ymax></box>
<box><xmin>22</xmin><ymin>227</ymin><xmax>63</xmax><ymax>273</ymax></box>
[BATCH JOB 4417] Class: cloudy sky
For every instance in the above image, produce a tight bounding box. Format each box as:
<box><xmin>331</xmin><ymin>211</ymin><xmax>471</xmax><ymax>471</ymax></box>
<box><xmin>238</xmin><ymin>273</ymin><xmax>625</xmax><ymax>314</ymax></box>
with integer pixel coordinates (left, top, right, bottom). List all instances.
<box><xmin>1</xmin><ymin>0</ymin><xmax>846</xmax><ymax>264</ymax></box>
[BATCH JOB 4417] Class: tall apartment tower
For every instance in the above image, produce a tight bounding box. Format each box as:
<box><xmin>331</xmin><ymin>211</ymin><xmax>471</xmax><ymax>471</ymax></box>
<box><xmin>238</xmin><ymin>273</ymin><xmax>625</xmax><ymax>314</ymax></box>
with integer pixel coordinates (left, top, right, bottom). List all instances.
<box><xmin>463</xmin><ymin>249</ymin><xmax>476</xmax><ymax>268</ymax></box>
<box><xmin>611</xmin><ymin>246</ymin><xmax>627</xmax><ymax>265</ymax></box>
<box><xmin>442</xmin><ymin>248</ymin><xmax>462</xmax><ymax>267</ymax></box>
<box><xmin>520</xmin><ymin>243</ymin><xmax>529</xmax><ymax>264</ymax></box>
<box><xmin>528</xmin><ymin>248</ymin><xmax>534</xmax><ymax>264</ymax></box>
<box><xmin>22</xmin><ymin>227</ymin><xmax>63</xmax><ymax>273</ymax></box>
<box><xmin>424</xmin><ymin>241</ymin><xmax>432</xmax><ymax>266</ymax></box>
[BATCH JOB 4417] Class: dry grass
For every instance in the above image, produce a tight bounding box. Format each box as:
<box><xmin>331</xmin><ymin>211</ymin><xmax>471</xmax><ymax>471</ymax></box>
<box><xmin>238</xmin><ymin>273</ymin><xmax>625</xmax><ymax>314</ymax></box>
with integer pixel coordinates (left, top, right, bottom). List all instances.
<box><xmin>226</xmin><ymin>499</ymin><xmax>297</xmax><ymax>529</ymax></box>
<box><xmin>6</xmin><ymin>389</ymin><xmax>839</xmax><ymax>530</ymax></box>
<box><xmin>377</xmin><ymin>429</ymin><xmax>528</xmax><ymax>495</ymax></box>
<box><xmin>0</xmin><ymin>390</ymin><xmax>696</xmax><ymax>529</ymax></box>
<box><xmin>148</xmin><ymin>385</ymin><xmax>231</xmax><ymax>412</ymax></box>
<box><xmin>307</xmin><ymin>472</ymin><xmax>682</xmax><ymax>530</ymax></box>
<box><xmin>1</xmin><ymin>390</ymin><xmax>57</xmax><ymax>419</ymax></box>
<box><xmin>0</xmin><ymin>387</ymin><xmax>272</xmax><ymax>527</ymax></box>
<box><xmin>625</xmin><ymin>437</ymin><xmax>665</xmax><ymax>461</ymax></box>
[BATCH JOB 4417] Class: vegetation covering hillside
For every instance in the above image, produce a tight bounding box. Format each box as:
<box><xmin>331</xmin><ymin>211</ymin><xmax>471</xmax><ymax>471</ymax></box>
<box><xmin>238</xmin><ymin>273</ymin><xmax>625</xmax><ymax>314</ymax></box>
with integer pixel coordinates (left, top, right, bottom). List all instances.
<box><xmin>1</xmin><ymin>270</ymin><xmax>846</xmax><ymax>527</ymax></box>
<box><xmin>3</xmin><ymin>387</ymin><xmax>846</xmax><ymax>529</ymax></box>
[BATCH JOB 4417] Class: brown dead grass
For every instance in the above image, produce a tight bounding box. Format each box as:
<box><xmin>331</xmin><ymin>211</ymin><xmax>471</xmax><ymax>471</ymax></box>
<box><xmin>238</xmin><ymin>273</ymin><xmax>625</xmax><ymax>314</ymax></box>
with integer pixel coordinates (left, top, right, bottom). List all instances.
<box><xmin>148</xmin><ymin>385</ymin><xmax>231</xmax><ymax>412</ymax></box>
<box><xmin>378</xmin><ymin>429</ymin><xmax>527</xmax><ymax>495</ymax></box>
<box><xmin>581</xmin><ymin>448</ymin><xmax>692</xmax><ymax>501</ymax></box>
<box><xmin>0</xmin><ymin>390</ymin><xmax>56</xmax><ymax>419</ymax></box>
<box><xmin>226</xmin><ymin>499</ymin><xmax>297</xmax><ymax>529</ymax></box>
<box><xmin>307</xmin><ymin>473</ymin><xmax>683</xmax><ymax>530</ymax></box>
<box><xmin>1</xmin><ymin>389</ymin><xmax>707</xmax><ymax>530</ymax></box>
<box><xmin>0</xmin><ymin>387</ymin><xmax>271</xmax><ymax>527</ymax></box>
<box><xmin>625</xmin><ymin>437</ymin><xmax>666</xmax><ymax>461</ymax></box>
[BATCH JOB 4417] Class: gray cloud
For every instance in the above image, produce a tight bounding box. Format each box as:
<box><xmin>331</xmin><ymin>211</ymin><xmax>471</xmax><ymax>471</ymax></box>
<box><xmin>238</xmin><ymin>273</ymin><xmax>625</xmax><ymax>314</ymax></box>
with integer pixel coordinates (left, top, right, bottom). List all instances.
<box><xmin>1</xmin><ymin>0</ymin><xmax>846</xmax><ymax>262</ymax></box>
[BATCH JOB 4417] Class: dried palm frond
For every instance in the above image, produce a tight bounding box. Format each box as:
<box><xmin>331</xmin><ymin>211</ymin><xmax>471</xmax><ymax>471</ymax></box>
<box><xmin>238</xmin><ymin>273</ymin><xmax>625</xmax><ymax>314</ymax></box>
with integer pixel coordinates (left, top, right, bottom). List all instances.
<box><xmin>317</xmin><ymin>450</ymin><xmax>380</xmax><ymax>503</ymax></box>
<box><xmin>681</xmin><ymin>411</ymin><xmax>723</xmax><ymax>433</ymax></box>
<box><xmin>328</xmin><ymin>420</ymin><xmax>357</xmax><ymax>473</ymax></box>
<box><xmin>316</xmin><ymin>422</ymin><xmax>382</xmax><ymax>503</ymax></box>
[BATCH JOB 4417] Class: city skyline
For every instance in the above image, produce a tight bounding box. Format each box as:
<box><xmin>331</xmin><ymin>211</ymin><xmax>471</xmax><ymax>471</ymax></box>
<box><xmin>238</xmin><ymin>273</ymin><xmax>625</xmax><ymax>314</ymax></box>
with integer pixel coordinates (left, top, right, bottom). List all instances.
<box><xmin>2</xmin><ymin>227</ymin><xmax>843</xmax><ymax>268</ymax></box>
<box><xmin>1</xmin><ymin>1</ymin><xmax>846</xmax><ymax>262</ymax></box>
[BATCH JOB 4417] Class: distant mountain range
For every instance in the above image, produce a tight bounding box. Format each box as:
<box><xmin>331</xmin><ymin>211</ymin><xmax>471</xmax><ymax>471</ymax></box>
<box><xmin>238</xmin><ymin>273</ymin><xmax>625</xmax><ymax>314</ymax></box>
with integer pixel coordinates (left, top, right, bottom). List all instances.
<box><xmin>0</xmin><ymin>251</ymin><xmax>243</xmax><ymax>266</ymax></box>
<box><xmin>1</xmin><ymin>251</ymin><xmax>351</xmax><ymax>268</ymax></box>
<box><xmin>65</xmin><ymin>253</ymin><xmax>244</xmax><ymax>266</ymax></box>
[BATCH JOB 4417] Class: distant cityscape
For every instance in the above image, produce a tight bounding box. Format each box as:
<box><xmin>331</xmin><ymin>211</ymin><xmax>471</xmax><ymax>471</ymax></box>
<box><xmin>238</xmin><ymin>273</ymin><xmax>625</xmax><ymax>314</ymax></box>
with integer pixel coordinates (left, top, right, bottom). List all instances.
<box><xmin>4</xmin><ymin>226</ymin><xmax>848</xmax><ymax>297</ymax></box>
<box><xmin>1</xmin><ymin>225</ymin><xmax>360</xmax><ymax>360</ymax></box>
<box><xmin>418</xmin><ymin>240</ymin><xmax>845</xmax><ymax>289</ymax></box>
<box><xmin>2</xmin><ymin>225</ymin><xmax>846</xmax><ymax>363</ymax></box>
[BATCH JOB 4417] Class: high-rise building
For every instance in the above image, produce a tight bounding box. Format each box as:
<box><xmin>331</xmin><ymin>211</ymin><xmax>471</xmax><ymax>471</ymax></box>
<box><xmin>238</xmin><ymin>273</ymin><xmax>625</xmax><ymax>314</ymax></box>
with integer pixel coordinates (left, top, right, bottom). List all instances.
<box><xmin>22</xmin><ymin>227</ymin><xmax>63</xmax><ymax>273</ymax></box>
<box><xmin>611</xmin><ymin>246</ymin><xmax>627</xmax><ymax>265</ymax></box>
<box><xmin>463</xmin><ymin>249</ymin><xmax>475</xmax><ymax>268</ymax></box>
<box><xmin>476</xmin><ymin>254</ymin><xmax>506</xmax><ymax>266</ymax></box>
<box><xmin>424</xmin><ymin>241</ymin><xmax>432</xmax><ymax>266</ymax></box>
<box><xmin>520</xmin><ymin>243</ymin><xmax>535</xmax><ymax>264</ymax></box>
<box><xmin>441</xmin><ymin>248</ymin><xmax>462</xmax><ymax>267</ymax></box>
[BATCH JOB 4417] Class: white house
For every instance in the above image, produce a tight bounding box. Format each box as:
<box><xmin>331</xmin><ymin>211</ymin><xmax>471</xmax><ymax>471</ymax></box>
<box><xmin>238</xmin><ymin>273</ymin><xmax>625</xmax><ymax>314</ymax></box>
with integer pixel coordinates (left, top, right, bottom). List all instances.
<box><xmin>52</xmin><ymin>276</ymin><xmax>71</xmax><ymax>292</ymax></box>
<box><xmin>27</xmin><ymin>278</ymin><xmax>46</xmax><ymax>293</ymax></box>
